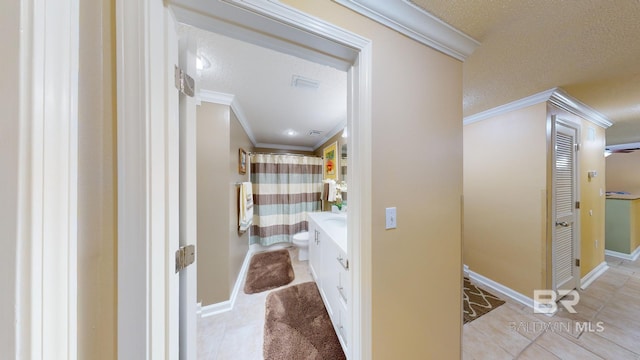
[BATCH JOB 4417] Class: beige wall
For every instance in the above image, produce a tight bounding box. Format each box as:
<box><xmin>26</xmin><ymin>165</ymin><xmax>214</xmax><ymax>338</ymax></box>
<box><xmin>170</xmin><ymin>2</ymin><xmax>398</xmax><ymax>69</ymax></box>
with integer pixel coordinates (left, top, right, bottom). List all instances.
<box><xmin>606</xmin><ymin>150</ymin><xmax>640</xmax><ymax>195</ymax></box>
<box><xmin>0</xmin><ymin>0</ymin><xmax>20</xmax><ymax>354</ymax></box>
<box><xmin>282</xmin><ymin>1</ymin><xmax>464</xmax><ymax>358</ymax></box>
<box><xmin>464</xmin><ymin>104</ymin><xmax>549</xmax><ymax>296</ymax></box>
<box><xmin>228</xmin><ymin>111</ymin><xmax>252</xmax><ymax>293</ymax></box>
<box><xmin>197</xmin><ymin>103</ymin><xmax>232</xmax><ymax>305</ymax></box>
<box><xmin>464</xmin><ymin>102</ymin><xmax>607</xmax><ymax>295</ymax></box>
<box><xmin>197</xmin><ymin>103</ymin><xmax>253</xmax><ymax>305</ymax></box>
<box><xmin>77</xmin><ymin>0</ymin><xmax>117</xmax><ymax>358</ymax></box>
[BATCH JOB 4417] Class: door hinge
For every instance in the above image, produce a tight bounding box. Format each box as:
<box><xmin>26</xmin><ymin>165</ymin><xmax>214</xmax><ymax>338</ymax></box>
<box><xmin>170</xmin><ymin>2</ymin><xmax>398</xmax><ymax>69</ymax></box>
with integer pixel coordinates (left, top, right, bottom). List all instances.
<box><xmin>174</xmin><ymin>65</ymin><xmax>195</xmax><ymax>97</ymax></box>
<box><xmin>575</xmin><ymin>259</ymin><xmax>580</xmax><ymax>267</ymax></box>
<box><xmin>175</xmin><ymin>244</ymin><xmax>196</xmax><ymax>273</ymax></box>
<box><xmin>574</xmin><ymin>143</ymin><xmax>580</xmax><ymax>151</ymax></box>
<box><xmin>575</xmin><ymin>201</ymin><xmax>580</xmax><ymax>209</ymax></box>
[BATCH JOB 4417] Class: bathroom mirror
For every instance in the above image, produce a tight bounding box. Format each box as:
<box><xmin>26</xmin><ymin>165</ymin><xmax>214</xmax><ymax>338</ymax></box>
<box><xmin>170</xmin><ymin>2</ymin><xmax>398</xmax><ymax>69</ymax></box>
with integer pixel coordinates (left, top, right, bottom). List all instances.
<box><xmin>340</xmin><ymin>142</ymin><xmax>347</xmax><ymax>183</ymax></box>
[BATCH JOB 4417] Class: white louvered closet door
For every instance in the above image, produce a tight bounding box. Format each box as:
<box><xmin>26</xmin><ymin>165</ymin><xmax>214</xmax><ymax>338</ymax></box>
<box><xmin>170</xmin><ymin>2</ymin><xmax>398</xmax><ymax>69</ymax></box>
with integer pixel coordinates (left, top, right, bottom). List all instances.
<box><xmin>553</xmin><ymin>118</ymin><xmax>579</xmax><ymax>291</ymax></box>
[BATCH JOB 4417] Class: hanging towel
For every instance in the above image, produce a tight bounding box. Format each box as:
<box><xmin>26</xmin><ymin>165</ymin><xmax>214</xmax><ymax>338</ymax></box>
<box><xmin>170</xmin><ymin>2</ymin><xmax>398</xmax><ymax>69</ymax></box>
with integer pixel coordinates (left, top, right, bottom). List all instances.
<box><xmin>327</xmin><ymin>180</ymin><xmax>337</xmax><ymax>202</ymax></box>
<box><xmin>239</xmin><ymin>182</ymin><xmax>254</xmax><ymax>232</ymax></box>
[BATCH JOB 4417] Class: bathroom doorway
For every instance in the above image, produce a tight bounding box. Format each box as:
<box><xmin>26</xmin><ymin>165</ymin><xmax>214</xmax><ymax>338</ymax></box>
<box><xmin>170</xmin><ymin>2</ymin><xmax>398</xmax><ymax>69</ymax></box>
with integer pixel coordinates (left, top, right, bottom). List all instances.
<box><xmin>169</xmin><ymin>1</ymin><xmax>373</xmax><ymax>357</ymax></box>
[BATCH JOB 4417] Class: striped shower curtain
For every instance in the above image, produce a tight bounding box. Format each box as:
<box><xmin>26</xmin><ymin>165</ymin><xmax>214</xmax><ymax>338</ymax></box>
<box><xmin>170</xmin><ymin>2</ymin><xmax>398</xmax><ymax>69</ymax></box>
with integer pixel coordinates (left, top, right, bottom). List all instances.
<box><xmin>250</xmin><ymin>154</ymin><xmax>323</xmax><ymax>246</ymax></box>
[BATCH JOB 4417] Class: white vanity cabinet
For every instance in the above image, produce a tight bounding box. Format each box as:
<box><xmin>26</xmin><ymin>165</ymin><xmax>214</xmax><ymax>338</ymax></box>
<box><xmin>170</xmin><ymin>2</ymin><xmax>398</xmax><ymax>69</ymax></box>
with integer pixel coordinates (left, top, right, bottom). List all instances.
<box><xmin>307</xmin><ymin>212</ymin><xmax>350</xmax><ymax>357</ymax></box>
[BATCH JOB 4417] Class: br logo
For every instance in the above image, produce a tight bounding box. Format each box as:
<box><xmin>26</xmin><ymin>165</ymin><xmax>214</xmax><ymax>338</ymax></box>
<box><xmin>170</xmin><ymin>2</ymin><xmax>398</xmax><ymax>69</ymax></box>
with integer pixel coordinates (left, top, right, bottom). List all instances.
<box><xmin>533</xmin><ymin>290</ymin><xmax>580</xmax><ymax>314</ymax></box>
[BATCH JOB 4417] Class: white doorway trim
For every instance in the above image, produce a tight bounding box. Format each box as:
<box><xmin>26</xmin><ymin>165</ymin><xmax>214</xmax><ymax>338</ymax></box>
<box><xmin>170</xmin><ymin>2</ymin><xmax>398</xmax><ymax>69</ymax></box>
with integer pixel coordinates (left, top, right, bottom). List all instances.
<box><xmin>116</xmin><ymin>0</ymin><xmax>174</xmax><ymax>358</ymax></box>
<box><xmin>14</xmin><ymin>0</ymin><xmax>80</xmax><ymax>358</ymax></box>
<box><xmin>118</xmin><ymin>0</ymin><xmax>373</xmax><ymax>358</ymax></box>
<box><xmin>170</xmin><ymin>1</ymin><xmax>373</xmax><ymax>357</ymax></box>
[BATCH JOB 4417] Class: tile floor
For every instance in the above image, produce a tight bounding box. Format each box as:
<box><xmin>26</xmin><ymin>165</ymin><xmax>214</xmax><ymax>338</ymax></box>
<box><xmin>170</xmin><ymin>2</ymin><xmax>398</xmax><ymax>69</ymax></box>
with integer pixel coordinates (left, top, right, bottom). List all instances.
<box><xmin>198</xmin><ymin>250</ymin><xmax>640</xmax><ymax>359</ymax></box>
<box><xmin>463</xmin><ymin>255</ymin><xmax>640</xmax><ymax>359</ymax></box>
<box><xmin>197</xmin><ymin>246</ymin><xmax>312</xmax><ymax>359</ymax></box>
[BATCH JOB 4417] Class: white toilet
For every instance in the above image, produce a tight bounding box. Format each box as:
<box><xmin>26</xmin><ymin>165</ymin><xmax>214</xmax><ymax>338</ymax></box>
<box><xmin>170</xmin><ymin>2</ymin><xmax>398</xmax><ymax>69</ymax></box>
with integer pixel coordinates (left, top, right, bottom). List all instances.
<box><xmin>292</xmin><ymin>231</ymin><xmax>310</xmax><ymax>261</ymax></box>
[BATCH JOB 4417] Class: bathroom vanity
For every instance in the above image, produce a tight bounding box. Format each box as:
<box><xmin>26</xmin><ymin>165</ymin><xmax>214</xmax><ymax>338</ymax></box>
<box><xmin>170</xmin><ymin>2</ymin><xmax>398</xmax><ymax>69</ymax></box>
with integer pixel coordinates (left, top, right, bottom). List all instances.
<box><xmin>307</xmin><ymin>212</ymin><xmax>350</xmax><ymax>357</ymax></box>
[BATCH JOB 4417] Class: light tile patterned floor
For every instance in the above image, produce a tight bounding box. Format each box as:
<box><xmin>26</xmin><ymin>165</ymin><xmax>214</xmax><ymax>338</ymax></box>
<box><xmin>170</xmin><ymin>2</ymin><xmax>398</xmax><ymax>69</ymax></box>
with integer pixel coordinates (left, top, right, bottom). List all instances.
<box><xmin>197</xmin><ymin>246</ymin><xmax>312</xmax><ymax>360</ymax></box>
<box><xmin>463</xmin><ymin>255</ymin><xmax>640</xmax><ymax>360</ymax></box>
<box><xmin>199</xmin><ymin>251</ymin><xmax>640</xmax><ymax>359</ymax></box>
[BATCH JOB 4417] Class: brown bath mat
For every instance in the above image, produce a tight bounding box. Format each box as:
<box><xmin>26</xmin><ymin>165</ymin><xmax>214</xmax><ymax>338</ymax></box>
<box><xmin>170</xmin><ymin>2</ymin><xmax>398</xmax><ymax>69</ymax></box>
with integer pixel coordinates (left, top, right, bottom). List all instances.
<box><xmin>463</xmin><ymin>277</ymin><xmax>505</xmax><ymax>324</ymax></box>
<box><xmin>244</xmin><ymin>249</ymin><xmax>295</xmax><ymax>294</ymax></box>
<box><xmin>264</xmin><ymin>281</ymin><xmax>346</xmax><ymax>360</ymax></box>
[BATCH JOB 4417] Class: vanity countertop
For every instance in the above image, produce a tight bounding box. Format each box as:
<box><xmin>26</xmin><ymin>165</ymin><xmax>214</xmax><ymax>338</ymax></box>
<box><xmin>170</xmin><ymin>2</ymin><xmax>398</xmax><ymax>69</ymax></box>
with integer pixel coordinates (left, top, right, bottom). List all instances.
<box><xmin>606</xmin><ymin>194</ymin><xmax>640</xmax><ymax>200</ymax></box>
<box><xmin>308</xmin><ymin>212</ymin><xmax>347</xmax><ymax>253</ymax></box>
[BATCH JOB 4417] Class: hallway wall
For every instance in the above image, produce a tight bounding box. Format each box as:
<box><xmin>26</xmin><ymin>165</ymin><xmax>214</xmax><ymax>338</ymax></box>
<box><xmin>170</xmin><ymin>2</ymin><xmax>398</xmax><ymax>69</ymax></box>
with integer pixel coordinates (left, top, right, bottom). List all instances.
<box><xmin>282</xmin><ymin>1</ymin><xmax>464</xmax><ymax>358</ymax></box>
<box><xmin>607</xmin><ymin>150</ymin><xmax>640</xmax><ymax>195</ymax></box>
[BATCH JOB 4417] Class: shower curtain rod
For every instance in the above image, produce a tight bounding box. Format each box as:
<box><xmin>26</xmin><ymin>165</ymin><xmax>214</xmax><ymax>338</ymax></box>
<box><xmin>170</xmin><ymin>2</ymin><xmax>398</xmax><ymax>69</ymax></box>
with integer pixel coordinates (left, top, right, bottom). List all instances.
<box><xmin>249</xmin><ymin>151</ymin><xmax>321</xmax><ymax>158</ymax></box>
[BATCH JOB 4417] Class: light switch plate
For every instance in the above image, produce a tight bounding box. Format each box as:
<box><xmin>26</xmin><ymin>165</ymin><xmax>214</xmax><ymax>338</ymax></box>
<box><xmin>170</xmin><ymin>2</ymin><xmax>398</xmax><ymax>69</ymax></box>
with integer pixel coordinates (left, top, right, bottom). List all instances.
<box><xmin>385</xmin><ymin>207</ymin><xmax>397</xmax><ymax>229</ymax></box>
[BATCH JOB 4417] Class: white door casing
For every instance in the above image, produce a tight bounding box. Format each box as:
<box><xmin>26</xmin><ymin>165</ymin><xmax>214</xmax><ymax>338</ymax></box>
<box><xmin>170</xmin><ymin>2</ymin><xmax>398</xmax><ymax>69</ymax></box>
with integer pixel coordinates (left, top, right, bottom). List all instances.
<box><xmin>166</xmin><ymin>9</ymin><xmax>181</xmax><ymax>360</ymax></box>
<box><xmin>178</xmin><ymin>19</ymin><xmax>199</xmax><ymax>360</ymax></box>
<box><xmin>119</xmin><ymin>0</ymin><xmax>373</xmax><ymax>358</ymax></box>
<box><xmin>116</xmin><ymin>0</ymin><xmax>181</xmax><ymax>358</ymax></box>
<box><xmin>552</xmin><ymin>116</ymin><xmax>580</xmax><ymax>292</ymax></box>
<box><xmin>14</xmin><ymin>0</ymin><xmax>79</xmax><ymax>358</ymax></box>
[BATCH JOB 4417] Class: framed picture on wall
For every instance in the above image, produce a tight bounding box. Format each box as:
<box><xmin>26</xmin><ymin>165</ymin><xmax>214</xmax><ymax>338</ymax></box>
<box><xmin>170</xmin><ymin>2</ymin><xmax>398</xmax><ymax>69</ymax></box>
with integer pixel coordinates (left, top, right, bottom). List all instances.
<box><xmin>323</xmin><ymin>141</ymin><xmax>338</xmax><ymax>180</ymax></box>
<box><xmin>239</xmin><ymin>148</ymin><xmax>247</xmax><ymax>174</ymax></box>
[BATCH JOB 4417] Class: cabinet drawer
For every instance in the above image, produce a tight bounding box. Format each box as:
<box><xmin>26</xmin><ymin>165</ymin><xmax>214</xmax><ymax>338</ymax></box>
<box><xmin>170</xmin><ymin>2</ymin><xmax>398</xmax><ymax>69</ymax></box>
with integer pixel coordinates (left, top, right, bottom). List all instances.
<box><xmin>335</xmin><ymin>248</ymin><xmax>350</xmax><ymax>304</ymax></box>
<box><xmin>335</xmin><ymin>306</ymin><xmax>349</xmax><ymax>352</ymax></box>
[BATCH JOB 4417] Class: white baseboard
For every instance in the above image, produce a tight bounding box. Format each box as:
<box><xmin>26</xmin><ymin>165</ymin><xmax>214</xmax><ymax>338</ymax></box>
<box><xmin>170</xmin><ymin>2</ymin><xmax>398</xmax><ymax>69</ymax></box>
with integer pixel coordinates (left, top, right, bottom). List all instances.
<box><xmin>580</xmin><ymin>261</ymin><xmax>609</xmax><ymax>290</ymax></box>
<box><xmin>605</xmin><ymin>246</ymin><xmax>640</xmax><ymax>261</ymax></box>
<box><xmin>465</xmin><ymin>266</ymin><xmax>535</xmax><ymax>310</ymax></box>
<box><xmin>200</xmin><ymin>248</ymin><xmax>254</xmax><ymax>318</ymax></box>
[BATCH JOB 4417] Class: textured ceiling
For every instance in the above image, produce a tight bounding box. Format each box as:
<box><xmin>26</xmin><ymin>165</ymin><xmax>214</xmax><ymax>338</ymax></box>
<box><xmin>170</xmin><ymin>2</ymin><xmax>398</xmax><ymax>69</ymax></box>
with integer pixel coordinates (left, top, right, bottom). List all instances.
<box><xmin>410</xmin><ymin>0</ymin><xmax>640</xmax><ymax>145</ymax></box>
<box><xmin>180</xmin><ymin>25</ymin><xmax>347</xmax><ymax>150</ymax></box>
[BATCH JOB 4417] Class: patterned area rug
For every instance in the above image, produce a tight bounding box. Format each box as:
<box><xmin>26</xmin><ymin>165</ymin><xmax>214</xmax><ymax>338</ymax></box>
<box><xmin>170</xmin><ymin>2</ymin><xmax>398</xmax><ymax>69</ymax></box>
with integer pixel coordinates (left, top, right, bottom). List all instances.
<box><xmin>244</xmin><ymin>249</ymin><xmax>295</xmax><ymax>294</ymax></box>
<box><xmin>463</xmin><ymin>277</ymin><xmax>505</xmax><ymax>324</ymax></box>
<box><xmin>264</xmin><ymin>282</ymin><xmax>346</xmax><ymax>360</ymax></box>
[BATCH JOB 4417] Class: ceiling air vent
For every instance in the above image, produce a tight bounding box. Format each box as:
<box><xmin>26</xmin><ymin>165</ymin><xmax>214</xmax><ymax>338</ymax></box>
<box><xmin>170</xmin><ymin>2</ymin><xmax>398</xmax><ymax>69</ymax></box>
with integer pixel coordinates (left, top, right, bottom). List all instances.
<box><xmin>307</xmin><ymin>130</ymin><xmax>323</xmax><ymax>137</ymax></box>
<box><xmin>291</xmin><ymin>75</ymin><xmax>320</xmax><ymax>90</ymax></box>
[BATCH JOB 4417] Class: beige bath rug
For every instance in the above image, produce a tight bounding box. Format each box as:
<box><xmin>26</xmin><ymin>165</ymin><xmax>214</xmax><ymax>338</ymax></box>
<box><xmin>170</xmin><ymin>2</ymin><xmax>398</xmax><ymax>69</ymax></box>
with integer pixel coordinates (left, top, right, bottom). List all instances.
<box><xmin>264</xmin><ymin>281</ymin><xmax>346</xmax><ymax>360</ymax></box>
<box><xmin>243</xmin><ymin>249</ymin><xmax>294</xmax><ymax>294</ymax></box>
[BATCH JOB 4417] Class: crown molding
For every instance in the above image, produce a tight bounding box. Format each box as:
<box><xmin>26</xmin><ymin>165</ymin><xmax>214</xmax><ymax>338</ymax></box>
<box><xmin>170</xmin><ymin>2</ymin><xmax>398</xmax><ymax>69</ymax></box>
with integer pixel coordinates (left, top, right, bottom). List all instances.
<box><xmin>333</xmin><ymin>0</ymin><xmax>480</xmax><ymax>61</ymax></box>
<box><xmin>606</xmin><ymin>141</ymin><xmax>640</xmax><ymax>151</ymax></box>
<box><xmin>464</xmin><ymin>88</ymin><xmax>614</xmax><ymax>129</ymax></box>
<box><xmin>313</xmin><ymin>120</ymin><xmax>347</xmax><ymax>151</ymax></box>
<box><xmin>548</xmin><ymin>88</ymin><xmax>613</xmax><ymax>129</ymax></box>
<box><xmin>198</xmin><ymin>89</ymin><xmax>258</xmax><ymax>146</ymax></box>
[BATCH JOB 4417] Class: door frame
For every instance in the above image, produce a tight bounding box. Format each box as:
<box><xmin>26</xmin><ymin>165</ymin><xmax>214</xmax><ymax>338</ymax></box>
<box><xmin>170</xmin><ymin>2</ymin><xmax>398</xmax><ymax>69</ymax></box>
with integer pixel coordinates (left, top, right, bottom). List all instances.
<box><xmin>14</xmin><ymin>0</ymin><xmax>79</xmax><ymax>357</ymax></box>
<box><xmin>550</xmin><ymin>115</ymin><xmax>581</xmax><ymax>292</ymax></box>
<box><xmin>117</xmin><ymin>0</ymin><xmax>373</xmax><ymax>358</ymax></box>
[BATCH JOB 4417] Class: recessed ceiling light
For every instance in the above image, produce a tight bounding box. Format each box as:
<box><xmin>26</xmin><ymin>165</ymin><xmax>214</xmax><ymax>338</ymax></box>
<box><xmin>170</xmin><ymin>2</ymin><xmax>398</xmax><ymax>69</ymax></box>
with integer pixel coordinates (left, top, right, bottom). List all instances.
<box><xmin>291</xmin><ymin>75</ymin><xmax>320</xmax><ymax>90</ymax></box>
<box><xmin>286</xmin><ymin>130</ymin><xmax>296</xmax><ymax>136</ymax></box>
<box><xmin>196</xmin><ymin>55</ymin><xmax>211</xmax><ymax>70</ymax></box>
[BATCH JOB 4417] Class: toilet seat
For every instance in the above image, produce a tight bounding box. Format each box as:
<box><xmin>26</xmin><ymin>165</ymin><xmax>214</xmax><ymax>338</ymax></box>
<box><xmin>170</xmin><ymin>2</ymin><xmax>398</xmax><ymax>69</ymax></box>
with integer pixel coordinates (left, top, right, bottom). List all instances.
<box><xmin>292</xmin><ymin>231</ymin><xmax>309</xmax><ymax>261</ymax></box>
<box><xmin>292</xmin><ymin>231</ymin><xmax>309</xmax><ymax>243</ymax></box>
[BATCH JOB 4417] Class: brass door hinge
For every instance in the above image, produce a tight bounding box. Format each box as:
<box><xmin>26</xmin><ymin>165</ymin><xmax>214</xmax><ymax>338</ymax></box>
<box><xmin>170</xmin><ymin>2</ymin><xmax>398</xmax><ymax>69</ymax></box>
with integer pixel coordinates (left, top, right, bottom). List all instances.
<box><xmin>176</xmin><ymin>244</ymin><xmax>196</xmax><ymax>273</ymax></box>
<box><xmin>174</xmin><ymin>65</ymin><xmax>195</xmax><ymax>97</ymax></box>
